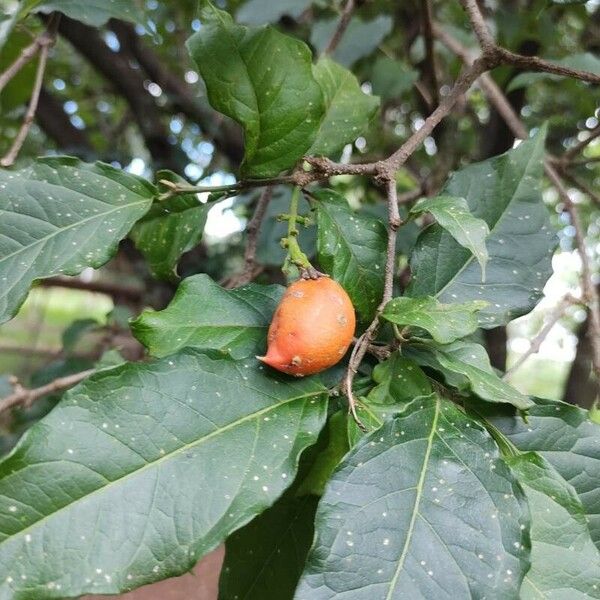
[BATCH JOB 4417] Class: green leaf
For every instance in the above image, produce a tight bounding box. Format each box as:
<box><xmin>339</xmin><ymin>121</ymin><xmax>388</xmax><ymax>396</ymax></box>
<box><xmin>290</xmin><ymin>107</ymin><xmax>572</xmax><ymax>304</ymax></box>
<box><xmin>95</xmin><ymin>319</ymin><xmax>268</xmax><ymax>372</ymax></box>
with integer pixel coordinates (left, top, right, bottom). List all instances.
<box><xmin>0</xmin><ymin>350</ymin><xmax>327</xmax><ymax>598</ymax></box>
<box><xmin>310</xmin><ymin>16</ymin><xmax>393</xmax><ymax>67</ymax></box>
<box><xmin>411</xmin><ymin>196</ymin><xmax>490</xmax><ymax>280</ymax></box>
<box><xmin>0</xmin><ymin>157</ymin><xmax>154</xmax><ymax>324</ymax></box>
<box><xmin>309</xmin><ymin>58</ymin><xmax>379</xmax><ymax>157</ymax></box>
<box><xmin>382</xmin><ymin>296</ymin><xmax>488</xmax><ymax>344</ymax></box>
<box><xmin>236</xmin><ymin>0</ymin><xmax>312</xmax><ymax>24</ymax></box>
<box><xmin>297</xmin><ymin>411</ymin><xmax>349</xmax><ymax>496</ymax></box>
<box><xmin>20</xmin><ymin>0</ymin><xmax>145</xmax><ymax>26</ymax></box>
<box><xmin>314</xmin><ymin>189</ymin><xmax>387</xmax><ymax>323</ymax></box>
<box><xmin>370</xmin><ymin>56</ymin><xmax>419</xmax><ymax>101</ymax></box>
<box><xmin>220</xmin><ymin>493</ymin><xmax>319</xmax><ymax>600</ymax></box>
<box><xmin>131</xmin><ymin>274</ymin><xmax>283</xmax><ymax>359</ymax></box>
<box><xmin>348</xmin><ymin>353</ymin><xmax>432</xmax><ymax>445</ymax></box>
<box><xmin>130</xmin><ymin>171</ymin><xmax>211</xmax><ymax>281</ymax></box>
<box><xmin>296</xmin><ymin>395</ymin><xmax>530</xmax><ymax>599</ymax></box>
<box><xmin>507</xmin><ymin>453</ymin><xmax>600</xmax><ymax>599</ymax></box>
<box><xmin>484</xmin><ymin>397</ymin><xmax>600</xmax><ymax>549</ymax></box>
<box><xmin>186</xmin><ymin>1</ymin><xmax>324</xmax><ymax>177</ymax></box>
<box><xmin>508</xmin><ymin>53</ymin><xmax>600</xmax><ymax>91</ymax></box>
<box><xmin>408</xmin><ymin>128</ymin><xmax>556</xmax><ymax>328</ymax></box>
<box><xmin>413</xmin><ymin>341</ymin><xmax>533</xmax><ymax>410</ymax></box>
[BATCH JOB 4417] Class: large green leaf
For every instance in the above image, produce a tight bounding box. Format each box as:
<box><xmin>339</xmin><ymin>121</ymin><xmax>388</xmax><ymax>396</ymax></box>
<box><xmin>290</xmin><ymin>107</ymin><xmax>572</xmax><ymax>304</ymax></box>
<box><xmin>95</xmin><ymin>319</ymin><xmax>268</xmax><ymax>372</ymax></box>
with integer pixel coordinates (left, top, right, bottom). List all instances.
<box><xmin>484</xmin><ymin>397</ymin><xmax>600</xmax><ymax>549</ymax></box>
<box><xmin>411</xmin><ymin>341</ymin><xmax>533</xmax><ymax>410</ymax></box>
<box><xmin>0</xmin><ymin>350</ymin><xmax>327</xmax><ymax>598</ymax></box>
<box><xmin>131</xmin><ymin>274</ymin><xmax>283</xmax><ymax>359</ymax></box>
<box><xmin>220</xmin><ymin>493</ymin><xmax>319</xmax><ymax>600</ymax></box>
<box><xmin>186</xmin><ymin>1</ymin><xmax>324</xmax><ymax>177</ymax></box>
<box><xmin>20</xmin><ymin>0</ymin><xmax>145</xmax><ymax>26</ymax></box>
<box><xmin>410</xmin><ymin>196</ymin><xmax>490</xmax><ymax>280</ymax></box>
<box><xmin>382</xmin><ymin>296</ymin><xmax>488</xmax><ymax>344</ymax></box>
<box><xmin>408</xmin><ymin>129</ymin><xmax>556</xmax><ymax>328</ymax></box>
<box><xmin>508</xmin><ymin>453</ymin><xmax>600</xmax><ymax>599</ymax></box>
<box><xmin>130</xmin><ymin>171</ymin><xmax>211</xmax><ymax>281</ymax></box>
<box><xmin>309</xmin><ymin>58</ymin><xmax>379</xmax><ymax>157</ymax></box>
<box><xmin>314</xmin><ymin>189</ymin><xmax>387</xmax><ymax>323</ymax></box>
<box><xmin>296</xmin><ymin>395</ymin><xmax>530</xmax><ymax>599</ymax></box>
<box><xmin>0</xmin><ymin>157</ymin><xmax>154</xmax><ymax>324</ymax></box>
<box><xmin>348</xmin><ymin>353</ymin><xmax>432</xmax><ymax>445</ymax></box>
<box><xmin>310</xmin><ymin>16</ymin><xmax>393</xmax><ymax>67</ymax></box>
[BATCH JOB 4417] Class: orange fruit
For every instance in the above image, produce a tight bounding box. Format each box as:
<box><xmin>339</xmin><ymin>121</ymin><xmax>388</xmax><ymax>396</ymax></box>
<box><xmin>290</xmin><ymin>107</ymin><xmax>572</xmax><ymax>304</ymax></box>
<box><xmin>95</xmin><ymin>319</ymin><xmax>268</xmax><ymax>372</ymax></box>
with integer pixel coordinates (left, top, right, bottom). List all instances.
<box><xmin>258</xmin><ymin>277</ymin><xmax>356</xmax><ymax>376</ymax></box>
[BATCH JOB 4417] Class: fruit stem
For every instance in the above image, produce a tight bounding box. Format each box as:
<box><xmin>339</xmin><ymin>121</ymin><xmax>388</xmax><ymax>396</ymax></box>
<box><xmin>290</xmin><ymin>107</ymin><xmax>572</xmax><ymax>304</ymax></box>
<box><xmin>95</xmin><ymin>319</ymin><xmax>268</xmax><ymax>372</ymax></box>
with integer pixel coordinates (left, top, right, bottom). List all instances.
<box><xmin>283</xmin><ymin>187</ymin><xmax>319</xmax><ymax>278</ymax></box>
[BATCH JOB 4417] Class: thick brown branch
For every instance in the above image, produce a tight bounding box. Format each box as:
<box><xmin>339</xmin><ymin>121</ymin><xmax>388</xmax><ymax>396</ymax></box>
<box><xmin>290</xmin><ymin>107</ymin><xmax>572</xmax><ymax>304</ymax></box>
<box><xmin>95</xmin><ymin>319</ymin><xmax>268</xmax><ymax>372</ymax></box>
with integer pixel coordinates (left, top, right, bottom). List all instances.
<box><xmin>0</xmin><ymin>370</ymin><xmax>94</xmax><ymax>415</ymax></box>
<box><xmin>459</xmin><ymin>0</ymin><xmax>495</xmax><ymax>51</ymax></box>
<box><xmin>39</xmin><ymin>276</ymin><xmax>144</xmax><ymax>302</ymax></box>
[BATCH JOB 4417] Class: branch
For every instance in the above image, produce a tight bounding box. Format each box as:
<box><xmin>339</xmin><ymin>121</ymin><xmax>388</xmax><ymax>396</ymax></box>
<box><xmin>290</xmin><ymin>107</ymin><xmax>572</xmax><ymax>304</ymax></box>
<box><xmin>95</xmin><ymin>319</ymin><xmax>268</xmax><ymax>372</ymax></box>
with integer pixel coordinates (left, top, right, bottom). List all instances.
<box><xmin>504</xmin><ymin>294</ymin><xmax>579</xmax><ymax>377</ymax></box>
<box><xmin>222</xmin><ymin>186</ymin><xmax>274</xmax><ymax>288</ymax></box>
<box><xmin>438</xmin><ymin>19</ymin><xmax>600</xmax><ymax>384</ymax></box>
<box><xmin>421</xmin><ymin>0</ymin><xmax>439</xmax><ymax>108</ymax></box>
<box><xmin>323</xmin><ymin>0</ymin><xmax>355</xmax><ymax>56</ymax></box>
<box><xmin>0</xmin><ymin>369</ymin><xmax>94</xmax><ymax>415</ymax></box>
<box><xmin>1</xmin><ymin>14</ymin><xmax>60</xmax><ymax>167</ymax></box>
<box><xmin>0</xmin><ymin>38</ymin><xmax>41</xmax><ymax>95</ymax></box>
<box><xmin>38</xmin><ymin>276</ymin><xmax>144</xmax><ymax>302</ymax></box>
<box><xmin>343</xmin><ymin>178</ymin><xmax>402</xmax><ymax>429</ymax></box>
<box><xmin>459</xmin><ymin>0</ymin><xmax>495</xmax><ymax>51</ymax></box>
<box><xmin>558</xmin><ymin>169</ymin><xmax>600</xmax><ymax>208</ymax></box>
<box><xmin>563</xmin><ymin>124</ymin><xmax>600</xmax><ymax>160</ymax></box>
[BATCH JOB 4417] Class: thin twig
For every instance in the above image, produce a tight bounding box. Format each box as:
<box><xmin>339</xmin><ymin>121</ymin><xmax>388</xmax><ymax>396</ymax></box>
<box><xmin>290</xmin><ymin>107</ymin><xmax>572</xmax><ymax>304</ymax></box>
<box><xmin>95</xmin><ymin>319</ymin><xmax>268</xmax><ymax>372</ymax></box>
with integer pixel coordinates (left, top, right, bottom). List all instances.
<box><xmin>563</xmin><ymin>124</ymin><xmax>600</xmax><ymax>160</ymax></box>
<box><xmin>504</xmin><ymin>294</ymin><xmax>579</xmax><ymax>377</ymax></box>
<box><xmin>223</xmin><ymin>186</ymin><xmax>274</xmax><ymax>288</ymax></box>
<box><xmin>1</xmin><ymin>14</ymin><xmax>61</xmax><ymax>167</ymax></box>
<box><xmin>459</xmin><ymin>0</ymin><xmax>495</xmax><ymax>51</ymax></box>
<box><xmin>343</xmin><ymin>179</ymin><xmax>402</xmax><ymax>429</ymax></box>
<box><xmin>0</xmin><ymin>39</ymin><xmax>41</xmax><ymax>95</ymax></box>
<box><xmin>422</xmin><ymin>0</ymin><xmax>439</xmax><ymax>108</ymax></box>
<box><xmin>558</xmin><ymin>169</ymin><xmax>600</xmax><ymax>208</ymax></box>
<box><xmin>0</xmin><ymin>369</ymin><xmax>94</xmax><ymax>415</ymax></box>
<box><xmin>323</xmin><ymin>0</ymin><xmax>355</xmax><ymax>56</ymax></box>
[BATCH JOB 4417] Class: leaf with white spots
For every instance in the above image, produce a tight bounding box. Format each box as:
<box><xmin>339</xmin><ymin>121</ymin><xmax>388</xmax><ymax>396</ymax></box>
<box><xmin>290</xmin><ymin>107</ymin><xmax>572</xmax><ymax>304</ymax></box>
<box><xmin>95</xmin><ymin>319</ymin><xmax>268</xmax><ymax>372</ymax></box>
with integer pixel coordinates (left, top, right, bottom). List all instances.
<box><xmin>130</xmin><ymin>171</ymin><xmax>212</xmax><ymax>281</ymax></box>
<box><xmin>20</xmin><ymin>0</ymin><xmax>145</xmax><ymax>26</ymax></box>
<box><xmin>186</xmin><ymin>1</ymin><xmax>324</xmax><ymax>177</ymax></box>
<box><xmin>482</xmin><ymin>397</ymin><xmax>600</xmax><ymax>550</ymax></box>
<box><xmin>410</xmin><ymin>196</ymin><xmax>490</xmax><ymax>281</ymax></box>
<box><xmin>408</xmin><ymin>127</ymin><xmax>556</xmax><ymax>328</ymax></box>
<box><xmin>314</xmin><ymin>188</ymin><xmax>387</xmax><ymax>323</ymax></box>
<box><xmin>409</xmin><ymin>341</ymin><xmax>533</xmax><ymax>410</ymax></box>
<box><xmin>0</xmin><ymin>157</ymin><xmax>154</xmax><ymax>325</ymax></box>
<box><xmin>0</xmin><ymin>350</ymin><xmax>328</xmax><ymax>598</ymax></box>
<box><xmin>507</xmin><ymin>453</ymin><xmax>600</xmax><ymax>599</ymax></box>
<box><xmin>348</xmin><ymin>353</ymin><xmax>432</xmax><ymax>445</ymax></box>
<box><xmin>382</xmin><ymin>296</ymin><xmax>488</xmax><ymax>344</ymax></box>
<box><xmin>308</xmin><ymin>58</ymin><xmax>380</xmax><ymax>158</ymax></box>
<box><xmin>295</xmin><ymin>395</ymin><xmax>531</xmax><ymax>599</ymax></box>
<box><xmin>131</xmin><ymin>274</ymin><xmax>283</xmax><ymax>359</ymax></box>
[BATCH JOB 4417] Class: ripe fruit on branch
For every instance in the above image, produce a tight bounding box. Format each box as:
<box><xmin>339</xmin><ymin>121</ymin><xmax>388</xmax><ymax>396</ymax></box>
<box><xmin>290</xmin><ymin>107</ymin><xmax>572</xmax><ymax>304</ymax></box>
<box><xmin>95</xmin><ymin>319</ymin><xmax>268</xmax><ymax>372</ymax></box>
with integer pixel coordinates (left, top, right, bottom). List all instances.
<box><xmin>258</xmin><ymin>277</ymin><xmax>356</xmax><ymax>376</ymax></box>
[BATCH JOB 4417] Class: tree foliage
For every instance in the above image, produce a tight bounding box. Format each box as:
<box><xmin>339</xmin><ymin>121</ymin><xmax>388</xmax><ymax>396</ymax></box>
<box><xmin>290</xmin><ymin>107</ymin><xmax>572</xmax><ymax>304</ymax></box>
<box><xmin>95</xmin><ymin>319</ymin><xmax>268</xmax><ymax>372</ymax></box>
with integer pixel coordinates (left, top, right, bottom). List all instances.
<box><xmin>0</xmin><ymin>0</ymin><xmax>599</xmax><ymax>598</ymax></box>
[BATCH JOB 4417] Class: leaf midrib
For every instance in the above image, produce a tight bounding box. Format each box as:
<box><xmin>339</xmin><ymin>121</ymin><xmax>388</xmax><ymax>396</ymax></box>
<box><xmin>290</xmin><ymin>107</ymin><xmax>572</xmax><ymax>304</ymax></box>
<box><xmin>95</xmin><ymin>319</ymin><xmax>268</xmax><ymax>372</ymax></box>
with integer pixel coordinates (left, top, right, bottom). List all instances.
<box><xmin>385</xmin><ymin>397</ymin><xmax>440</xmax><ymax>599</ymax></box>
<box><xmin>0</xmin><ymin>389</ymin><xmax>324</xmax><ymax>549</ymax></box>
